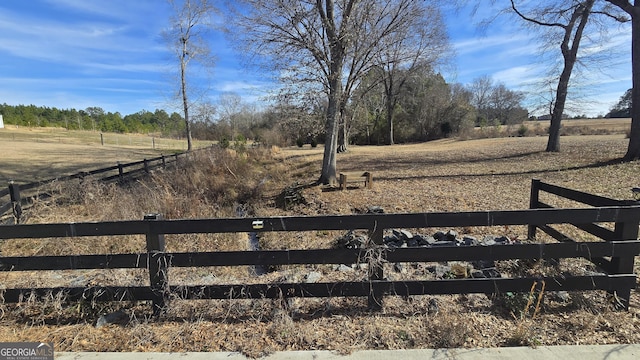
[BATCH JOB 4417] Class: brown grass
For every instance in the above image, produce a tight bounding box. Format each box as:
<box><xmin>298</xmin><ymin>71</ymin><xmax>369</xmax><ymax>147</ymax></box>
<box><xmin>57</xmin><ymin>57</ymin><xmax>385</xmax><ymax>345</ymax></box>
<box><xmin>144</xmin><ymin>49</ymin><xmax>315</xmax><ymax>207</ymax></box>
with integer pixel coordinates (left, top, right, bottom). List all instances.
<box><xmin>1</xmin><ymin>133</ymin><xmax>640</xmax><ymax>356</ymax></box>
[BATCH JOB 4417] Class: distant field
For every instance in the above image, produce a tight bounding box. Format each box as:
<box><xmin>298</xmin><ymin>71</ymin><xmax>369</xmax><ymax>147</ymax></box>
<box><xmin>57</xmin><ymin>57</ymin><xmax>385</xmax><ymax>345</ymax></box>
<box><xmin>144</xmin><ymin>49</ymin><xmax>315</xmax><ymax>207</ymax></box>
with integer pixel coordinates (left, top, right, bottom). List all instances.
<box><xmin>0</xmin><ymin>126</ymin><xmax>213</xmax><ymax>183</ymax></box>
<box><xmin>522</xmin><ymin>118</ymin><xmax>631</xmax><ymax>133</ymax></box>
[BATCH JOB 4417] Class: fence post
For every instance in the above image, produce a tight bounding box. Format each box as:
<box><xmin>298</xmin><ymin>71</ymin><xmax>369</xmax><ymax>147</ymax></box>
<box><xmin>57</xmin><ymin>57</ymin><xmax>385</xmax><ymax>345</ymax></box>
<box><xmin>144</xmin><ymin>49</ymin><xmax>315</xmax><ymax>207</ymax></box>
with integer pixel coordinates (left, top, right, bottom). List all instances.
<box><xmin>367</xmin><ymin>221</ymin><xmax>384</xmax><ymax>310</ymax></box>
<box><xmin>117</xmin><ymin>163</ymin><xmax>124</xmax><ymax>183</ymax></box>
<box><xmin>609</xmin><ymin>212</ymin><xmax>640</xmax><ymax>310</ymax></box>
<box><xmin>143</xmin><ymin>159</ymin><xmax>149</xmax><ymax>173</ymax></box>
<box><xmin>145</xmin><ymin>213</ymin><xmax>169</xmax><ymax>316</ymax></box>
<box><xmin>8</xmin><ymin>181</ymin><xmax>22</xmax><ymax>224</ymax></box>
<box><xmin>528</xmin><ymin>179</ymin><xmax>541</xmax><ymax>240</ymax></box>
<box><xmin>161</xmin><ymin>155</ymin><xmax>166</xmax><ymax>168</ymax></box>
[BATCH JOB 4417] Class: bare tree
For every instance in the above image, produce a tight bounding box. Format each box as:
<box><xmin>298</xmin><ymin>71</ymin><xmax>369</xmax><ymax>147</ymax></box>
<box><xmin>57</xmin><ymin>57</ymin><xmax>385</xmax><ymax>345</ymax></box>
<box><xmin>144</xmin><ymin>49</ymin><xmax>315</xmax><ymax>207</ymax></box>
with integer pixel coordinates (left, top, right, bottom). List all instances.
<box><xmin>510</xmin><ymin>0</ymin><xmax>598</xmax><ymax>152</ymax></box>
<box><xmin>163</xmin><ymin>0</ymin><xmax>217</xmax><ymax>151</ymax></box>
<box><xmin>231</xmin><ymin>0</ymin><xmax>448</xmax><ymax>184</ymax></box>
<box><xmin>374</xmin><ymin>3</ymin><xmax>449</xmax><ymax>145</ymax></box>
<box><xmin>605</xmin><ymin>0</ymin><xmax>640</xmax><ymax>160</ymax></box>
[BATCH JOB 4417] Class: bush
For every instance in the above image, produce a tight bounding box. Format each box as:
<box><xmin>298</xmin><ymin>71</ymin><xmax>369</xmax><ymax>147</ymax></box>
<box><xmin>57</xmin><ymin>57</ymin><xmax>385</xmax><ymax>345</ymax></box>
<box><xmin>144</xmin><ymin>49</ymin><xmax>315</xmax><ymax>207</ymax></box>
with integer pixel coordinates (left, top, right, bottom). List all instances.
<box><xmin>517</xmin><ymin>124</ymin><xmax>528</xmax><ymax>137</ymax></box>
<box><xmin>296</xmin><ymin>138</ymin><xmax>305</xmax><ymax>147</ymax></box>
<box><xmin>310</xmin><ymin>138</ymin><xmax>318</xmax><ymax>148</ymax></box>
<box><xmin>220</xmin><ymin>137</ymin><xmax>230</xmax><ymax>149</ymax></box>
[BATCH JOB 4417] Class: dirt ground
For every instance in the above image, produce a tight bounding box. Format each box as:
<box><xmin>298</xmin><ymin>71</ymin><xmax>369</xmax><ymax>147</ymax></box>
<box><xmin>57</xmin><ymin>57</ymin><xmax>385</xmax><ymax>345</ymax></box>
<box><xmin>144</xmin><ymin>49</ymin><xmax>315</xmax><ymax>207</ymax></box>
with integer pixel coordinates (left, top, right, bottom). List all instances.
<box><xmin>1</xmin><ymin>133</ymin><xmax>639</xmax><ymax>357</ymax></box>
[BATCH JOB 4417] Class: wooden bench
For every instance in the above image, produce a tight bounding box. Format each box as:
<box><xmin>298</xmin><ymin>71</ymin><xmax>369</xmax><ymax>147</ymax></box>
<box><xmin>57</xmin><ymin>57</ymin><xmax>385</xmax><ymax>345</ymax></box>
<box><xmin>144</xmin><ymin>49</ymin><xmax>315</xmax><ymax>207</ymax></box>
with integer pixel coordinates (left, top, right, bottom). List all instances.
<box><xmin>339</xmin><ymin>171</ymin><xmax>373</xmax><ymax>190</ymax></box>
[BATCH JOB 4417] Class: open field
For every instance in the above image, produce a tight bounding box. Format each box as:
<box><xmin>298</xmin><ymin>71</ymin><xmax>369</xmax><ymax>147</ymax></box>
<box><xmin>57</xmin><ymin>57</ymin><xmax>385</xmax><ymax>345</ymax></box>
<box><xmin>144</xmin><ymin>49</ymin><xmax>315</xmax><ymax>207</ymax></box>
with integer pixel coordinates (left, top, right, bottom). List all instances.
<box><xmin>0</xmin><ymin>132</ymin><xmax>640</xmax><ymax>356</ymax></box>
<box><xmin>0</xmin><ymin>126</ymin><xmax>214</xmax><ymax>183</ymax></box>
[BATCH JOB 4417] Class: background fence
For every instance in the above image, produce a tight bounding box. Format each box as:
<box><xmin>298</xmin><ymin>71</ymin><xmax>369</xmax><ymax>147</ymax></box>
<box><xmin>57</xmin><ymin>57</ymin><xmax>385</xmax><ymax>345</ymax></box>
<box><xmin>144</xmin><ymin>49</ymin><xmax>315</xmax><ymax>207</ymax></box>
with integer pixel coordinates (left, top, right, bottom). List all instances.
<box><xmin>0</xmin><ymin>180</ymin><xmax>638</xmax><ymax>314</ymax></box>
<box><xmin>0</xmin><ymin>146</ymin><xmax>216</xmax><ymax>224</ymax></box>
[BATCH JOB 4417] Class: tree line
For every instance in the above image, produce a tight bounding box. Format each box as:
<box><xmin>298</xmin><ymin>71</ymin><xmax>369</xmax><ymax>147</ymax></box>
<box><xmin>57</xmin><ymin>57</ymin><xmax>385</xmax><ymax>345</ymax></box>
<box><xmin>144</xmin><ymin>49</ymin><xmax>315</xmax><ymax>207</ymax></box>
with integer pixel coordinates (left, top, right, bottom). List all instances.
<box><xmin>0</xmin><ymin>104</ymin><xmax>185</xmax><ymax>136</ymax></box>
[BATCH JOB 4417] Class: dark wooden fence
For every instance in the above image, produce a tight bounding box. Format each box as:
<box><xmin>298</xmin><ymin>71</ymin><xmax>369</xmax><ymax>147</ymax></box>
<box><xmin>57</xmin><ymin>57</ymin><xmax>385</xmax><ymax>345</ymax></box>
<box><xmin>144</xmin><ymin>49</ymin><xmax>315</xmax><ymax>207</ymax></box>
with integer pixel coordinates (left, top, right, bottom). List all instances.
<box><xmin>0</xmin><ymin>146</ymin><xmax>215</xmax><ymax>223</ymax></box>
<box><xmin>0</xmin><ymin>180</ymin><xmax>639</xmax><ymax>314</ymax></box>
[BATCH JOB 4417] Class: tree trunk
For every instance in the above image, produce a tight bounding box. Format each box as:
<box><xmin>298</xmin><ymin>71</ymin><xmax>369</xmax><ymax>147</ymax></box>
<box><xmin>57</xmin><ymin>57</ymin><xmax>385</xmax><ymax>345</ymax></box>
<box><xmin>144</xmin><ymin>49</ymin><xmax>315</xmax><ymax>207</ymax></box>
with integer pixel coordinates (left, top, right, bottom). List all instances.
<box><xmin>546</xmin><ymin>1</ymin><xmax>593</xmax><ymax>152</ymax></box>
<box><xmin>625</xmin><ymin>12</ymin><xmax>640</xmax><ymax>160</ymax></box>
<box><xmin>546</xmin><ymin>65</ymin><xmax>572</xmax><ymax>152</ymax></box>
<box><xmin>319</xmin><ymin>70</ymin><xmax>342</xmax><ymax>185</ymax></box>
<box><xmin>386</xmin><ymin>101</ymin><xmax>394</xmax><ymax>145</ymax></box>
<box><xmin>181</xmin><ymin>42</ymin><xmax>193</xmax><ymax>152</ymax></box>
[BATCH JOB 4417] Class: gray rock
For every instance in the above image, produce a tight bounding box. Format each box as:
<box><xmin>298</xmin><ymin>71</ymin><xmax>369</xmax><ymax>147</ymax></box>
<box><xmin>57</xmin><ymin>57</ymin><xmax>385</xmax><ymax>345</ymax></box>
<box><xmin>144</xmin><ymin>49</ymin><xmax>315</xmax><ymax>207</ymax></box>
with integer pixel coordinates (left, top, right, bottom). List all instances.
<box><xmin>433</xmin><ymin>231</ymin><xmax>447</xmax><ymax>241</ymax></box>
<box><xmin>434</xmin><ymin>264</ymin><xmax>452</xmax><ymax>278</ymax></box>
<box><xmin>482</xmin><ymin>237</ymin><xmax>496</xmax><ymax>246</ymax></box>
<box><xmin>415</xmin><ymin>234</ymin><xmax>436</xmax><ymax>246</ymax></box>
<box><xmin>304</xmin><ymin>271</ymin><xmax>322</xmax><ymax>283</ymax></box>
<box><xmin>445</xmin><ymin>230</ymin><xmax>458</xmax><ymax>241</ymax></box>
<box><xmin>406</xmin><ymin>238</ymin><xmax>418</xmax><ymax>247</ymax></box>
<box><xmin>400</xmin><ymin>229</ymin><xmax>414</xmax><ymax>239</ymax></box>
<box><xmin>336</xmin><ymin>264</ymin><xmax>354</xmax><ymax>272</ymax></box>
<box><xmin>96</xmin><ymin>310</ymin><xmax>128</xmax><ymax>328</ymax></box>
<box><xmin>471</xmin><ymin>270</ymin><xmax>486</xmax><ymax>278</ymax></box>
<box><xmin>462</xmin><ymin>236</ymin><xmax>479</xmax><ymax>246</ymax></box>
<box><xmin>495</xmin><ymin>236</ymin><xmax>510</xmax><ymax>244</ymax></box>
<box><xmin>367</xmin><ymin>206</ymin><xmax>385</xmax><ymax>214</ymax></box>
<box><xmin>482</xmin><ymin>268</ymin><xmax>501</xmax><ymax>278</ymax></box>
<box><xmin>427</xmin><ymin>298</ymin><xmax>439</xmax><ymax>314</ymax></box>
<box><xmin>432</xmin><ymin>240</ymin><xmax>457</xmax><ymax>247</ymax></box>
<box><xmin>551</xmin><ymin>291</ymin><xmax>571</xmax><ymax>302</ymax></box>
<box><xmin>472</xmin><ymin>259</ymin><xmax>495</xmax><ymax>269</ymax></box>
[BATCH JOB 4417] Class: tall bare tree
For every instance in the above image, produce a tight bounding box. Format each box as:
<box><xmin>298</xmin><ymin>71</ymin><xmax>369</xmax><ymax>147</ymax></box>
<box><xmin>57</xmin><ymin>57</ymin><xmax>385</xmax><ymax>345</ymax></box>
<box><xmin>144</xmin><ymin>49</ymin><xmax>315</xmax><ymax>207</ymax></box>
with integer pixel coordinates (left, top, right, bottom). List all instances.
<box><xmin>231</xmin><ymin>0</ymin><xmax>448</xmax><ymax>184</ymax></box>
<box><xmin>605</xmin><ymin>0</ymin><xmax>640</xmax><ymax>160</ymax></box>
<box><xmin>164</xmin><ymin>0</ymin><xmax>217</xmax><ymax>151</ymax></box>
<box><xmin>510</xmin><ymin>0</ymin><xmax>597</xmax><ymax>152</ymax></box>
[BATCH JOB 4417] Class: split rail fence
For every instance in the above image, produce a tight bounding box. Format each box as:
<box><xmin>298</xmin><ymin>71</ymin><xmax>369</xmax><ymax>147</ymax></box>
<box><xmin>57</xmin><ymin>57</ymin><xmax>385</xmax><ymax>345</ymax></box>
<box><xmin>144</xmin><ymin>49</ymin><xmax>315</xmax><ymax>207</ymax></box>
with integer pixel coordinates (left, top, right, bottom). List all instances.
<box><xmin>0</xmin><ymin>180</ymin><xmax>638</xmax><ymax>314</ymax></box>
<box><xmin>0</xmin><ymin>146</ymin><xmax>215</xmax><ymax>223</ymax></box>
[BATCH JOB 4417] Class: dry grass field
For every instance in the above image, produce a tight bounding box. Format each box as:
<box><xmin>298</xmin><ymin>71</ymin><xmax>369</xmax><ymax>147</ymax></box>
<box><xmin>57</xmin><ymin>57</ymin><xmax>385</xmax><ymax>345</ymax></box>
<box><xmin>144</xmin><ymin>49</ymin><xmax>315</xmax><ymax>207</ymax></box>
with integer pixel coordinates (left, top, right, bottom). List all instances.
<box><xmin>0</xmin><ymin>125</ymin><xmax>213</xmax><ymax>183</ymax></box>
<box><xmin>0</xmin><ymin>127</ymin><xmax>639</xmax><ymax>356</ymax></box>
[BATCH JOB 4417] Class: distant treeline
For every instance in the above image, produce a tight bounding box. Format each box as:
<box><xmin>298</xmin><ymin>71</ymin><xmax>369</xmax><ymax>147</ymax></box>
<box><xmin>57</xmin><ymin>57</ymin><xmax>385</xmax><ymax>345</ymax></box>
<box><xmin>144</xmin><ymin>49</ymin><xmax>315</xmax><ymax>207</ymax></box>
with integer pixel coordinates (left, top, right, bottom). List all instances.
<box><xmin>0</xmin><ymin>104</ymin><xmax>186</xmax><ymax>136</ymax></box>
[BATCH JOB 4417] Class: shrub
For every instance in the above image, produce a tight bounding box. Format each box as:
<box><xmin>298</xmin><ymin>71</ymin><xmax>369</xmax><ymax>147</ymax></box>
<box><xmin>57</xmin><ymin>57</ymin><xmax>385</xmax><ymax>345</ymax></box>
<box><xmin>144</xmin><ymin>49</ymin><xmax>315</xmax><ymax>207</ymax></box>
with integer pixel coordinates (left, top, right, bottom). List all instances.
<box><xmin>310</xmin><ymin>138</ymin><xmax>318</xmax><ymax>148</ymax></box>
<box><xmin>296</xmin><ymin>138</ymin><xmax>305</xmax><ymax>147</ymax></box>
<box><xmin>517</xmin><ymin>124</ymin><xmax>528</xmax><ymax>137</ymax></box>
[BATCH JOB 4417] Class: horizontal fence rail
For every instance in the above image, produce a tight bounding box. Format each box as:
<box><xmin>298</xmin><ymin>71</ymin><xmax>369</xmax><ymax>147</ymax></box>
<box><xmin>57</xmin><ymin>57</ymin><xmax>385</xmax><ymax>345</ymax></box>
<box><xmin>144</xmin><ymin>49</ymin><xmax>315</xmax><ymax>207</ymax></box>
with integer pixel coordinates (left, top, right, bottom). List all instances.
<box><xmin>0</xmin><ymin>179</ymin><xmax>639</xmax><ymax>314</ymax></box>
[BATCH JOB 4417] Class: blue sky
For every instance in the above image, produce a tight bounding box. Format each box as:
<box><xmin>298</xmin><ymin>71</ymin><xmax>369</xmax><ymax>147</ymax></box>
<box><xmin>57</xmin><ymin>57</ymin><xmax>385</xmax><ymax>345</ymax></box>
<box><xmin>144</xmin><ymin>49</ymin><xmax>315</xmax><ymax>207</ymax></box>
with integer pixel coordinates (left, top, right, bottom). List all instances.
<box><xmin>0</xmin><ymin>0</ymin><xmax>632</xmax><ymax>117</ymax></box>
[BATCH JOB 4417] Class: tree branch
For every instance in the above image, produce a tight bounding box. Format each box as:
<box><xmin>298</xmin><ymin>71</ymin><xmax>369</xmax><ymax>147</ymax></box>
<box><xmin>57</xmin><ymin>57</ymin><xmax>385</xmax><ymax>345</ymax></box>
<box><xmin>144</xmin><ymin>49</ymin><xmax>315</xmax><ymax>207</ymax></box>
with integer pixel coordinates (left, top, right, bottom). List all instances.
<box><xmin>510</xmin><ymin>0</ymin><xmax>567</xmax><ymax>28</ymax></box>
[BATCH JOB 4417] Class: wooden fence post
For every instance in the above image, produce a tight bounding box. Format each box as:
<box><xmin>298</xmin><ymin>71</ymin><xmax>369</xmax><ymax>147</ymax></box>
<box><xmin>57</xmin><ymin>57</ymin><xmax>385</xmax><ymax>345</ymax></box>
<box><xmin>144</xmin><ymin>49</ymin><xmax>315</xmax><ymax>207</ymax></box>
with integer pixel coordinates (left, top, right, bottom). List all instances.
<box><xmin>143</xmin><ymin>159</ymin><xmax>149</xmax><ymax>173</ymax></box>
<box><xmin>368</xmin><ymin>222</ymin><xmax>384</xmax><ymax>310</ymax></box>
<box><xmin>117</xmin><ymin>163</ymin><xmax>124</xmax><ymax>183</ymax></box>
<box><xmin>8</xmin><ymin>181</ymin><xmax>22</xmax><ymax>224</ymax></box>
<box><xmin>161</xmin><ymin>155</ymin><xmax>166</xmax><ymax>168</ymax></box>
<box><xmin>528</xmin><ymin>179</ymin><xmax>540</xmax><ymax>240</ymax></box>
<box><xmin>610</xmin><ymin>212</ymin><xmax>640</xmax><ymax>310</ymax></box>
<box><xmin>145</xmin><ymin>213</ymin><xmax>169</xmax><ymax>316</ymax></box>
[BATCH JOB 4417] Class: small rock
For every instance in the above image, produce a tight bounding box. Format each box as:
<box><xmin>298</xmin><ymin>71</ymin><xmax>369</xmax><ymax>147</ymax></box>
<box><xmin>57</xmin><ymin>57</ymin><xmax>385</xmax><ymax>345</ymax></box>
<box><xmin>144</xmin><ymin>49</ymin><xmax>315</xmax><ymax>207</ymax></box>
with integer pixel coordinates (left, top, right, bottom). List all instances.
<box><xmin>434</xmin><ymin>264</ymin><xmax>451</xmax><ymax>278</ymax></box>
<box><xmin>415</xmin><ymin>234</ymin><xmax>436</xmax><ymax>246</ymax></box>
<box><xmin>96</xmin><ymin>310</ymin><xmax>128</xmax><ymax>328</ymax></box>
<box><xmin>495</xmin><ymin>236</ymin><xmax>510</xmax><ymax>244</ymax></box>
<box><xmin>462</xmin><ymin>236</ymin><xmax>479</xmax><ymax>246</ymax></box>
<box><xmin>432</xmin><ymin>240</ymin><xmax>457</xmax><ymax>247</ymax></box>
<box><xmin>433</xmin><ymin>231</ymin><xmax>447</xmax><ymax>241</ymax></box>
<box><xmin>471</xmin><ymin>270</ymin><xmax>486</xmax><ymax>278</ymax></box>
<box><xmin>551</xmin><ymin>291</ymin><xmax>571</xmax><ymax>302</ymax></box>
<box><xmin>482</xmin><ymin>268</ymin><xmax>501</xmax><ymax>278</ymax></box>
<box><xmin>304</xmin><ymin>271</ymin><xmax>322</xmax><ymax>283</ymax></box>
<box><xmin>336</xmin><ymin>264</ymin><xmax>354</xmax><ymax>272</ymax></box>
<box><xmin>367</xmin><ymin>206</ymin><xmax>385</xmax><ymax>214</ymax></box>
<box><xmin>445</xmin><ymin>230</ymin><xmax>458</xmax><ymax>241</ymax></box>
<box><xmin>406</xmin><ymin>238</ymin><xmax>418</xmax><ymax>247</ymax></box>
<box><xmin>399</xmin><ymin>229</ymin><xmax>414</xmax><ymax>239</ymax></box>
<box><xmin>428</xmin><ymin>298</ymin><xmax>439</xmax><ymax>314</ymax></box>
<box><xmin>471</xmin><ymin>259</ymin><xmax>495</xmax><ymax>269</ymax></box>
